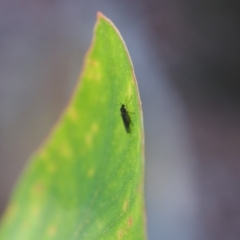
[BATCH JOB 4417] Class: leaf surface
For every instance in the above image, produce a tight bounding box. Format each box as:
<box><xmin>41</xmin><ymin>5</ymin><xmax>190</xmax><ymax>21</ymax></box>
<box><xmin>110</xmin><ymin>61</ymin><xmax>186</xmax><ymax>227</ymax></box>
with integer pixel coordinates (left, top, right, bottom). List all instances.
<box><xmin>0</xmin><ymin>12</ymin><xmax>146</xmax><ymax>240</ymax></box>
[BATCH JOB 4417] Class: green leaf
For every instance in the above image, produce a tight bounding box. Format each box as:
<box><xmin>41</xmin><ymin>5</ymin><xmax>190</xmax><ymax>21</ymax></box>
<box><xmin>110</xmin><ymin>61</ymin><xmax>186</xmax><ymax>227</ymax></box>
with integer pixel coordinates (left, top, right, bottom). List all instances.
<box><xmin>0</xmin><ymin>12</ymin><xmax>146</xmax><ymax>240</ymax></box>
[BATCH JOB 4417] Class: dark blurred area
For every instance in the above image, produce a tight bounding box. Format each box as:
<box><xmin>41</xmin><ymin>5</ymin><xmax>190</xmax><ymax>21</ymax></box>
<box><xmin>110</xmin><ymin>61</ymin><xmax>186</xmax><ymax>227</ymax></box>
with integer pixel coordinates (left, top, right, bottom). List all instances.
<box><xmin>1</xmin><ymin>1</ymin><xmax>240</xmax><ymax>239</ymax></box>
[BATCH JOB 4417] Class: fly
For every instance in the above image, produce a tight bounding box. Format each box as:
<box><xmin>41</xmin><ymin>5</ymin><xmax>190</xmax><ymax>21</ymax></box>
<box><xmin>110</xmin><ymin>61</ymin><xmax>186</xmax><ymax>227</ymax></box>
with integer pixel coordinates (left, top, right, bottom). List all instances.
<box><xmin>120</xmin><ymin>96</ymin><xmax>133</xmax><ymax>134</ymax></box>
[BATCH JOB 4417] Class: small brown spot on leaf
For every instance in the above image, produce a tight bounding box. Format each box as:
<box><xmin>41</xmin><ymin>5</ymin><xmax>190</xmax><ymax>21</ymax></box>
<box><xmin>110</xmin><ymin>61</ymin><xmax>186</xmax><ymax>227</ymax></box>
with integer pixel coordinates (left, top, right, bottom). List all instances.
<box><xmin>86</xmin><ymin>59</ymin><xmax>101</xmax><ymax>81</ymax></box>
<box><xmin>33</xmin><ymin>182</ymin><xmax>44</xmax><ymax>194</ymax></box>
<box><xmin>4</xmin><ymin>203</ymin><xmax>16</xmax><ymax>222</ymax></box>
<box><xmin>88</xmin><ymin>59</ymin><xmax>98</xmax><ymax>66</ymax></box>
<box><xmin>128</xmin><ymin>217</ymin><xmax>133</xmax><ymax>227</ymax></box>
<box><xmin>118</xmin><ymin>230</ymin><xmax>123</xmax><ymax>239</ymax></box>
<box><xmin>137</xmin><ymin>183</ymin><xmax>142</xmax><ymax>193</ymax></box>
<box><xmin>47</xmin><ymin>226</ymin><xmax>57</xmax><ymax>236</ymax></box>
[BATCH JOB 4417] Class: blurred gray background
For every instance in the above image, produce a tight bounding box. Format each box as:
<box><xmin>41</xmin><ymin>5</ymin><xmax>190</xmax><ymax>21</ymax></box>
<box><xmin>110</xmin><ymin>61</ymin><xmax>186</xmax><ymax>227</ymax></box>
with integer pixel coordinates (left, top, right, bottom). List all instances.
<box><xmin>1</xmin><ymin>1</ymin><xmax>240</xmax><ymax>239</ymax></box>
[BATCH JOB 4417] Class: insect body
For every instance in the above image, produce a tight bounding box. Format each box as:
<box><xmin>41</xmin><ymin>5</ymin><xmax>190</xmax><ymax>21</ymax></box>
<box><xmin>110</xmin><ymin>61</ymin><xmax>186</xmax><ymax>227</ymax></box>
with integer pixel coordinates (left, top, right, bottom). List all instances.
<box><xmin>120</xmin><ymin>96</ymin><xmax>134</xmax><ymax>134</ymax></box>
<box><xmin>120</xmin><ymin>104</ymin><xmax>132</xmax><ymax>133</ymax></box>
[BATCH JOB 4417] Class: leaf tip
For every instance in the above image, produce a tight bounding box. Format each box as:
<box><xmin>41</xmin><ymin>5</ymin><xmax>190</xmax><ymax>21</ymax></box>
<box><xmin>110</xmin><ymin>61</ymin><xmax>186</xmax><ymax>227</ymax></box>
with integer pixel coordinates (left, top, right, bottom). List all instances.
<box><xmin>96</xmin><ymin>12</ymin><xmax>112</xmax><ymax>24</ymax></box>
<box><xmin>97</xmin><ymin>11</ymin><xmax>105</xmax><ymax>19</ymax></box>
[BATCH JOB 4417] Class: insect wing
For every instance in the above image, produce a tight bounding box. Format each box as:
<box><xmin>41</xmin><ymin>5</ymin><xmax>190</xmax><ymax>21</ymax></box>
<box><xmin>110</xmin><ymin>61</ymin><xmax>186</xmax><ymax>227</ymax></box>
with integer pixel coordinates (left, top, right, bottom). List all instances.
<box><xmin>121</xmin><ymin>106</ymin><xmax>131</xmax><ymax>133</ymax></box>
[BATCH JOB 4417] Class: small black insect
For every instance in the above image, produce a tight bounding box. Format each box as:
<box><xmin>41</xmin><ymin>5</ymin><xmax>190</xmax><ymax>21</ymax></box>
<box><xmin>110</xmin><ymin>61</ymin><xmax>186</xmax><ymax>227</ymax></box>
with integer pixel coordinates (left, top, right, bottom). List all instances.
<box><xmin>120</xmin><ymin>97</ymin><xmax>133</xmax><ymax>134</ymax></box>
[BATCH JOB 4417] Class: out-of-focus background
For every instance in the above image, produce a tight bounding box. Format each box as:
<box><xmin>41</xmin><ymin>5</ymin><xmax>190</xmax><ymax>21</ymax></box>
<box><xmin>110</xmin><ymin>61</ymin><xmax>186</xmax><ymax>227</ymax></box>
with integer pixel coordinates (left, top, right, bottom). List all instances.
<box><xmin>1</xmin><ymin>1</ymin><xmax>240</xmax><ymax>239</ymax></box>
